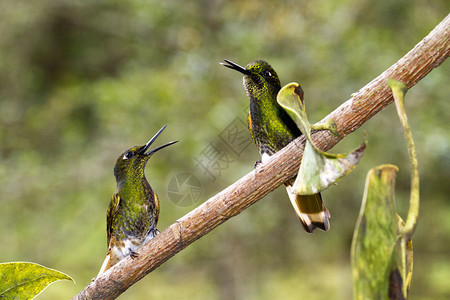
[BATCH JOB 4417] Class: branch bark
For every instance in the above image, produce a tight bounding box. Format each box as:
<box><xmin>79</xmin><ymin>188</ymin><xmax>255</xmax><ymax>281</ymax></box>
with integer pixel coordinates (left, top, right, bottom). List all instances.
<box><xmin>73</xmin><ymin>14</ymin><xmax>449</xmax><ymax>300</ymax></box>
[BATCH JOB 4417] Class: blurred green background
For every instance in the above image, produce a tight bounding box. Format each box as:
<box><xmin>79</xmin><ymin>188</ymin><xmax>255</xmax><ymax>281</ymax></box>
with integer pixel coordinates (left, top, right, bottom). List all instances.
<box><xmin>0</xmin><ymin>1</ymin><xmax>448</xmax><ymax>299</ymax></box>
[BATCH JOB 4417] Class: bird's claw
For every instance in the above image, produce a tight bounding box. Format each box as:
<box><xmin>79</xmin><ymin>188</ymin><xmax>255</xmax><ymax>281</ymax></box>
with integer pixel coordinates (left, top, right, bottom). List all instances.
<box><xmin>130</xmin><ymin>250</ymin><xmax>139</xmax><ymax>259</ymax></box>
<box><xmin>254</xmin><ymin>160</ymin><xmax>262</xmax><ymax>168</ymax></box>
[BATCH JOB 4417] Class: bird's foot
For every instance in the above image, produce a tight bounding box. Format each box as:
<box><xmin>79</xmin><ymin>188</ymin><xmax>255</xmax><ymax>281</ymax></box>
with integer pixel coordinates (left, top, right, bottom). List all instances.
<box><xmin>130</xmin><ymin>250</ymin><xmax>139</xmax><ymax>259</ymax></box>
<box><xmin>254</xmin><ymin>160</ymin><xmax>262</xmax><ymax>168</ymax></box>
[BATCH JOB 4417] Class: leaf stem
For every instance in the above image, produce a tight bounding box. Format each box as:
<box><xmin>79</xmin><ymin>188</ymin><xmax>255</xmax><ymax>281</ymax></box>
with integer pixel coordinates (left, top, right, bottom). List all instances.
<box><xmin>387</xmin><ymin>78</ymin><xmax>420</xmax><ymax>240</ymax></box>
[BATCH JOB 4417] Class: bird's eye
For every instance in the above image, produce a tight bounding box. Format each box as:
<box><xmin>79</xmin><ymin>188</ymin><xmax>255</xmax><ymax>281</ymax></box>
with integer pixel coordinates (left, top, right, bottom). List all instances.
<box><xmin>261</xmin><ymin>70</ymin><xmax>272</xmax><ymax>78</ymax></box>
<box><xmin>123</xmin><ymin>151</ymin><xmax>134</xmax><ymax>160</ymax></box>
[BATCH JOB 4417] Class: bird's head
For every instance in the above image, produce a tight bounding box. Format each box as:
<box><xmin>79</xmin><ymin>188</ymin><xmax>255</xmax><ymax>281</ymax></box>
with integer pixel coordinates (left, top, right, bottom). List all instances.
<box><xmin>113</xmin><ymin>124</ymin><xmax>177</xmax><ymax>184</ymax></box>
<box><xmin>221</xmin><ymin>59</ymin><xmax>281</xmax><ymax>99</ymax></box>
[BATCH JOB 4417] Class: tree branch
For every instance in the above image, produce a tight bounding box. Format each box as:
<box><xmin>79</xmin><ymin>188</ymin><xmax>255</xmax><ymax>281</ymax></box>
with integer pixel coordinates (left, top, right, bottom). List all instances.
<box><xmin>73</xmin><ymin>14</ymin><xmax>449</xmax><ymax>300</ymax></box>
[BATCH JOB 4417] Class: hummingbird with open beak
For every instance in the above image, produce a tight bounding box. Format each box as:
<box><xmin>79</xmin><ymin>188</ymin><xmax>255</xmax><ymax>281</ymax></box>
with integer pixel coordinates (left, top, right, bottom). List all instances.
<box><xmin>97</xmin><ymin>124</ymin><xmax>177</xmax><ymax>275</ymax></box>
<box><xmin>221</xmin><ymin>59</ymin><xmax>330</xmax><ymax>233</ymax></box>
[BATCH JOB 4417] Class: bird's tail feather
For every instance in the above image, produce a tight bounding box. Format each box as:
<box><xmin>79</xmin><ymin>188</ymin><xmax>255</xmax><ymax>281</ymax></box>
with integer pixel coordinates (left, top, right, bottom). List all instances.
<box><xmin>97</xmin><ymin>253</ymin><xmax>113</xmax><ymax>277</ymax></box>
<box><xmin>286</xmin><ymin>186</ymin><xmax>330</xmax><ymax>233</ymax></box>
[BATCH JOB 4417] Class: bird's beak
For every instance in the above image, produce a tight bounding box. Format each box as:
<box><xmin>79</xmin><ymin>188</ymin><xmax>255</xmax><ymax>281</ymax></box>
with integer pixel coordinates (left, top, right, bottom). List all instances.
<box><xmin>140</xmin><ymin>124</ymin><xmax>178</xmax><ymax>156</ymax></box>
<box><xmin>220</xmin><ymin>59</ymin><xmax>251</xmax><ymax>75</ymax></box>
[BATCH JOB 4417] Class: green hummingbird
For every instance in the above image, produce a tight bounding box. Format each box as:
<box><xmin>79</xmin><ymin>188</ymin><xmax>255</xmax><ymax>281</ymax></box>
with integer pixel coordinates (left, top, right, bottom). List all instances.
<box><xmin>221</xmin><ymin>59</ymin><xmax>330</xmax><ymax>233</ymax></box>
<box><xmin>97</xmin><ymin>124</ymin><xmax>177</xmax><ymax>275</ymax></box>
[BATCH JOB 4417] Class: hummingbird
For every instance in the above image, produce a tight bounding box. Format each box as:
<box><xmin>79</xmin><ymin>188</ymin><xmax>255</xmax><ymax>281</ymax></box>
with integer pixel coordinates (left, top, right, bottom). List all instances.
<box><xmin>97</xmin><ymin>124</ymin><xmax>177</xmax><ymax>275</ymax></box>
<box><xmin>221</xmin><ymin>59</ymin><xmax>330</xmax><ymax>233</ymax></box>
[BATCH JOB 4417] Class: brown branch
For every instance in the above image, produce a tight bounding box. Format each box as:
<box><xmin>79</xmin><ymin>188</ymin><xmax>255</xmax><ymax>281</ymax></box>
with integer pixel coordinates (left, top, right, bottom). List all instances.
<box><xmin>73</xmin><ymin>14</ymin><xmax>449</xmax><ymax>300</ymax></box>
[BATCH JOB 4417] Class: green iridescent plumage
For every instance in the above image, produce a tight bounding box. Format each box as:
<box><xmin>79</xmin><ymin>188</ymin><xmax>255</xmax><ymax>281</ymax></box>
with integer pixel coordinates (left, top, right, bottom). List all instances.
<box><xmin>98</xmin><ymin>125</ymin><xmax>177</xmax><ymax>275</ymax></box>
<box><xmin>242</xmin><ymin>60</ymin><xmax>301</xmax><ymax>156</ymax></box>
<box><xmin>222</xmin><ymin>59</ymin><xmax>330</xmax><ymax>233</ymax></box>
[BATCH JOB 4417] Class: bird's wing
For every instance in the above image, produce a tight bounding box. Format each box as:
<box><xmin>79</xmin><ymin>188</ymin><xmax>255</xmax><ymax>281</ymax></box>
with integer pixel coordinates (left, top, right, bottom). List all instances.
<box><xmin>154</xmin><ymin>192</ymin><xmax>160</xmax><ymax>225</ymax></box>
<box><xmin>247</xmin><ymin>112</ymin><xmax>256</xmax><ymax>145</ymax></box>
<box><xmin>106</xmin><ymin>192</ymin><xmax>121</xmax><ymax>247</ymax></box>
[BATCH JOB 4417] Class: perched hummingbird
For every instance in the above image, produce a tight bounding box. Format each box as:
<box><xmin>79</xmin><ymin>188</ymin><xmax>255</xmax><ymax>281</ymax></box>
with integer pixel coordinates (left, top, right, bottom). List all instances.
<box><xmin>97</xmin><ymin>124</ymin><xmax>177</xmax><ymax>275</ymax></box>
<box><xmin>221</xmin><ymin>59</ymin><xmax>330</xmax><ymax>233</ymax></box>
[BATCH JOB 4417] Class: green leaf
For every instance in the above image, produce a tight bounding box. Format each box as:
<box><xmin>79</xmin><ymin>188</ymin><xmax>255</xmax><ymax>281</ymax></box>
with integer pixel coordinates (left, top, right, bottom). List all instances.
<box><xmin>351</xmin><ymin>165</ymin><xmax>407</xmax><ymax>299</ymax></box>
<box><xmin>0</xmin><ymin>262</ymin><xmax>74</xmax><ymax>300</ymax></box>
<box><xmin>351</xmin><ymin>79</ymin><xmax>418</xmax><ymax>299</ymax></box>
<box><xmin>351</xmin><ymin>164</ymin><xmax>414</xmax><ymax>300</ymax></box>
<box><xmin>277</xmin><ymin>82</ymin><xmax>366</xmax><ymax>195</ymax></box>
<box><xmin>277</xmin><ymin>82</ymin><xmax>311</xmax><ymax>136</ymax></box>
<box><xmin>388</xmin><ymin>232</ymin><xmax>413</xmax><ymax>300</ymax></box>
<box><xmin>293</xmin><ymin>138</ymin><xmax>367</xmax><ymax>195</ymax></box>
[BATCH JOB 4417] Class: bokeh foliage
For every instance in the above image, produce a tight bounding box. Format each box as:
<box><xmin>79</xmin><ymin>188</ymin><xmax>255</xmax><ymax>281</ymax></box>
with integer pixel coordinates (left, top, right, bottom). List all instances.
<box><xmin>0</xmin><ymin>1</ymin><xmax>448</xmax><ymax>299</ymax></box>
